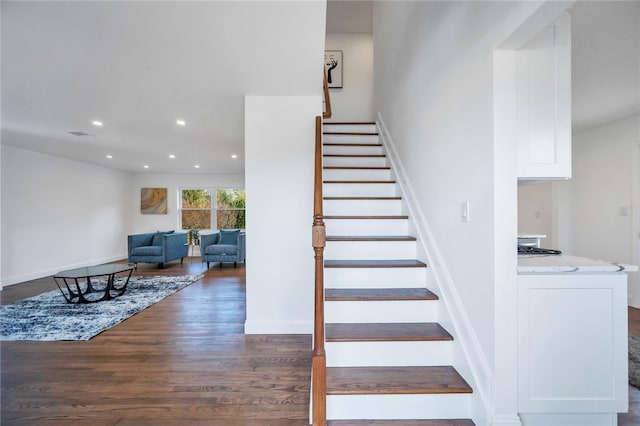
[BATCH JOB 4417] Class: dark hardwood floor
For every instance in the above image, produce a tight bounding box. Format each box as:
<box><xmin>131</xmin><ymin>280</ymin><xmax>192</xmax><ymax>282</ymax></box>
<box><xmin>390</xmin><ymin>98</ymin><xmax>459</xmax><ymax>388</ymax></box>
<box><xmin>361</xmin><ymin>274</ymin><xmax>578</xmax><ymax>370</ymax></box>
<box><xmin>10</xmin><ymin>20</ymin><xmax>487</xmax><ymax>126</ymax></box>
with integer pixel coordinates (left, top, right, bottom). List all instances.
<box><xmin>2</xmin><ymin>261</ymin><xmax>639</xmax><ymax>424</ymax></box>
<box><xmin>1</xmin><ymin>259</ymin><xmax>312</xmax><ymax>425</ymax></box>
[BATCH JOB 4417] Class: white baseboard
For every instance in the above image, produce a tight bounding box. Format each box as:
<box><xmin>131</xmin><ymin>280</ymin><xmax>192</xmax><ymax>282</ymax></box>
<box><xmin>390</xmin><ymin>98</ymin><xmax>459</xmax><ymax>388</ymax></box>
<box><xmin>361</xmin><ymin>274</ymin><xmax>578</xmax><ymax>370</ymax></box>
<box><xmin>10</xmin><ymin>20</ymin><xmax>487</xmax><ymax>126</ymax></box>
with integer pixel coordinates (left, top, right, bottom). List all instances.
<box><xmin>490</xmin><ymin>415</ymin><xmax>523</xmax><ymax>426</ymax></box>
<box><xmin>244</xmin><ymin>319</ymin><xmax>313</xmax><ymax>334</ymax></box>
<box><xmin>1</xmin><ymin>254</ymin><xmax>128</xmax><ymax>288</ymax></box>
<box><xmin>377</xmin><ymin>113</ymin><xmax>494</xmax><ymax>421</ymax></box>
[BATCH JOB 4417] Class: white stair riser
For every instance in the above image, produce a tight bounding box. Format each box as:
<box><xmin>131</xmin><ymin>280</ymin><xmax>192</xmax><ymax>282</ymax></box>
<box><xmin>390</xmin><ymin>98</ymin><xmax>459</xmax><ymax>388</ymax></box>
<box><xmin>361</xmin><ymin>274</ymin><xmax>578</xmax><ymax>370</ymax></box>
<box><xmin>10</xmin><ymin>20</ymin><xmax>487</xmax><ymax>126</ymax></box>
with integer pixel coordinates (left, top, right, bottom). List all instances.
<box><xmin>326</xmin><ymin>341</ymin><xmax>451</xmax><ymax>367</ymax></box>
<box><xmin>324</xmin><ymin>124</ymin><xmax>377</xmax><ymax>133</ymax></box>
<box><xmin>324</xmin><ymin>145</ymin><xmax>384</xmax><ymax>156</ymax></box>
<box><xmin>324</xmin><ymin>199</ymin><xmax>402</xmax><ymax>216</ymax></box>
<box><xmin>325</xmin><ymin>241</ymin><xmax>416</xmax><ymax>260</ymax></box>
<box><xmin>326</xmin><ymin>394</ymin><xmax>472</xmax><ymax>420</ymax></box>
<box><xmin>323</xmin><ymin>156</ymin><xmax>388</xmax><ymax>167</ymax></box>
<box><xmin>324</xmin><ymin>218</ymin><xmax>408</xmax><ymax>236</ymax></box>
<box><xmin>324</xmin><ymin>183</ymin><xmax>396</xmax><ymax>197</ymax></box>
<box><xmin>324</xmin><ymin>134</ymin><xmax>379</xmax><ymax>144</ymax></box>
<box><xmin>324</xmin><ymin>268</ymin><xmax>427</xmax><ymax>288</ymax></box>
<box><xmin>325</xmin><ymin>300</ymin><xmax>438</xmax><ymax>323</ymax></box>
<box><xmin>323</xmin><ymin>169</ymin><xmax>392</xmax><ymax>181</ymax></box>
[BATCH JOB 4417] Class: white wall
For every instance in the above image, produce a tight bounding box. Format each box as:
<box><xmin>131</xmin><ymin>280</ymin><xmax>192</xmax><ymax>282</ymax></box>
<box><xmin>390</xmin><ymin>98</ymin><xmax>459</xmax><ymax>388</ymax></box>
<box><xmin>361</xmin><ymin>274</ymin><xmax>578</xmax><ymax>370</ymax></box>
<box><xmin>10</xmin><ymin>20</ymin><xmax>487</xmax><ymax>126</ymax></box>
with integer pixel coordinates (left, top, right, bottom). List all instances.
<box><xmin>518</xmin><ymin>182</ymin><xmax>553</xmax><ymax>244</ymax></box>
<box><xmin>373</xmin><ymin>0</ymin><xmax>541</xmax><ymax>376</ymax></box>
<box><xmin>1</xmin><ymin>145</ymin><xmax>131</xmax><ymax>286</ymax></box>
<box><xmin>244</xmin><ymin>95</ymin><xmax>320</xmax><ymax>334</ymax></box>
<box><xmin>554</xmin><ymin>115</ymin><xmax>640</xmax><ymax>304</ymax></box>
<box><xmin>373</xmin><ymin>2</ymin><xmax>547</xmax><ymax>423</ymax></box>
<box><xmin>324</xmin><ymin>33</ymin><xmax>375</xmax><ymax>122</ymax></box>
<box><xmin>130</xmin><ymin>173</ymin><xmax>244</xmax><ymax>234</ymax></box>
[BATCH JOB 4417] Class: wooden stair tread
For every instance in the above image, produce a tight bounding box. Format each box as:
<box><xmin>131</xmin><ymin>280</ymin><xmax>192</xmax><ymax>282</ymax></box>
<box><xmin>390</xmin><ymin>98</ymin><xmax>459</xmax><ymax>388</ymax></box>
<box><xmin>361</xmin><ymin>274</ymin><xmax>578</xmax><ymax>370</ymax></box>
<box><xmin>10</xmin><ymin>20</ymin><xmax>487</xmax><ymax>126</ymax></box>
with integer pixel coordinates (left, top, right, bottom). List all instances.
<box><xmin>324</xmin><ymin>121</ymin><xmax>376</xmax><ymax>125</ymax></box>
<box><xmin>327</xmin><ymin>420</ymin><xmax>475</xmax><ymax>426</ymax></box>
<box><xmin>324</xmin><ymin>154</ymin><xmax>386</xmax><ymax>158</ymax></box>
<box><xmin>324</xmin><ymin>132</ymin><xmax>379</xmax><ymax>136</ymax></box>
<box><xmin>323</xmin><ymin>215</ymin><xmax>408</xmax><ymax>219</ymax></box>
<box><xmin>326</xmin><ymin>366</ymin><xmax>472</xmax><ymax>395</ymax></box>
<box><xmin>325</xmin><ymin>259</ymin><xmax>426</xmax><ymax>268</ymax></box>
<box><xmin>326</xmin><ymin>236</ymin><xmax>416</xmax><ymax>242</ymax></box>
<box><xmin>326</xmin><ymin>323</ymin><xmax>452</xmax><ymax>342</ymax></box>
<box><xmin>325</xmin><ymin>287</ymin><xmax>438</xmax><ymax>301</ymax></box>
<box><xmin>324</xmin><ymin>143</ymin><xmax>382</xmax><ymax>147</ymax></box>
<box><xmin>323</xmin><ymin>180</ymin><xmax>396</xmax><ymax>184</ymax></box>
<box><xmin>324</xmin><ymin>166</ymin><xmax>391</xmax><ymax>170</ymax></box>
<box><xmin>324</xmin><ymin>196</ymin><xmax>401</xmax><ymax>200</ymax></box>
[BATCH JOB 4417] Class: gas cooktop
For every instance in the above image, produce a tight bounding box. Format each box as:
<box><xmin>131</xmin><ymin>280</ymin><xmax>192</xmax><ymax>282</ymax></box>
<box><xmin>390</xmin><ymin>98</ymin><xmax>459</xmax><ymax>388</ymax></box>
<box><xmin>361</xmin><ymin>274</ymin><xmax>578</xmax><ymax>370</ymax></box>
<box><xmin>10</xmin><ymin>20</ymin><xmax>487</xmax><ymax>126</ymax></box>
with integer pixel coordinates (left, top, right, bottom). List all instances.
<box><xmin>517</xmin><ymin>245</ymin><xmax>562</xmax><ymax>255</ymax></box>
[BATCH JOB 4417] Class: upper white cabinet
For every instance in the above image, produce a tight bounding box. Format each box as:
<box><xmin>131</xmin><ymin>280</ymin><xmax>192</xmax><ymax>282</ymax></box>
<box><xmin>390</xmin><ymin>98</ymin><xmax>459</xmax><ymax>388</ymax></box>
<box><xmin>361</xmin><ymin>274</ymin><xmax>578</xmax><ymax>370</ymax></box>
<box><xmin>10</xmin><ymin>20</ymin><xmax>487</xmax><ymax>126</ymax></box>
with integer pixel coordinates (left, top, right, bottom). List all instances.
<box><xmin>517</xmin><ymin>13</ymin><xmax>571</xmax><ymax>180</ymax></box>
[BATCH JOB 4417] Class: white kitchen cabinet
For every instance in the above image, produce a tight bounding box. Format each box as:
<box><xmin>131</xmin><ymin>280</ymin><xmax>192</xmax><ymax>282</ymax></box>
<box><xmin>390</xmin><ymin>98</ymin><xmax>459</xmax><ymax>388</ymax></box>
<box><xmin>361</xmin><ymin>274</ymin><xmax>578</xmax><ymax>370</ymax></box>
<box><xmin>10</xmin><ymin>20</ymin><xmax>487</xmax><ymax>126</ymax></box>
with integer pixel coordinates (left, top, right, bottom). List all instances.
<box><xmin>517</xmin><ymin>255</ymin><xmax>636</xmax><ymax>426</ymax></box>
<box><xmin>517</xmin><ymin>13</ymin><xmax>571</xmax><ymax>180</ymax></box>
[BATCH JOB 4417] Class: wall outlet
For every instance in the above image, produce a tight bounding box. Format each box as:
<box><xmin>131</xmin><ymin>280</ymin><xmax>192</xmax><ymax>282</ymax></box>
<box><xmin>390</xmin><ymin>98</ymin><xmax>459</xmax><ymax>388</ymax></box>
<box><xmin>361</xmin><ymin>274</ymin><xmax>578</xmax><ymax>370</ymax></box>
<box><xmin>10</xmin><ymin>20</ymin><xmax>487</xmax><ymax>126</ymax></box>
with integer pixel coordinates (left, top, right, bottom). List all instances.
<box><xmin>619</xmin><ymin>206</ymin><xmax>629</xmax><ymax>217</ymax></box>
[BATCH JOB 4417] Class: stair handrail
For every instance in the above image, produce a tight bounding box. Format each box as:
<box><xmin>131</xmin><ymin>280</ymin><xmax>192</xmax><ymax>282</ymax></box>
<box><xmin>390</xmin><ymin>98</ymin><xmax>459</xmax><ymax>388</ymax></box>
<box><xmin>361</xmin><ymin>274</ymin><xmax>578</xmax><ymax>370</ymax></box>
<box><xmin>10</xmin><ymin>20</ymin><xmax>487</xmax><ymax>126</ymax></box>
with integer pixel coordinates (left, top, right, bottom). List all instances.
<box><xmin>323</xmin><ymin>70</ymin><xmax>332</xmax><ymax>119</ymax></box>
<box><xmin>311</xmin><ymin>114</ymin><xmax>327</xmax><ymax>425</ymax></box>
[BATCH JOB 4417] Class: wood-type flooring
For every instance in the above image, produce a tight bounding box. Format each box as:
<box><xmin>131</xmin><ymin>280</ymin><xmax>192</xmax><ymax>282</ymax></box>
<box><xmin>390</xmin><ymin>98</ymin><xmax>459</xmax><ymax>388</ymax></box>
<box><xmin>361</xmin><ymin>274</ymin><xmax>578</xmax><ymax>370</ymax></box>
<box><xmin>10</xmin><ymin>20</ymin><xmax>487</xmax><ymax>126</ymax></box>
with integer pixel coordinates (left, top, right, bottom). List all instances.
<box><xmin>1</xmin><ymin>260</ymin><xmax>311</xmax><ymax>425</ymax></box>
<box><xmin>2</xmin><ymin>259</ymin><xmax>640</xmax><ymax>425</ymax></box>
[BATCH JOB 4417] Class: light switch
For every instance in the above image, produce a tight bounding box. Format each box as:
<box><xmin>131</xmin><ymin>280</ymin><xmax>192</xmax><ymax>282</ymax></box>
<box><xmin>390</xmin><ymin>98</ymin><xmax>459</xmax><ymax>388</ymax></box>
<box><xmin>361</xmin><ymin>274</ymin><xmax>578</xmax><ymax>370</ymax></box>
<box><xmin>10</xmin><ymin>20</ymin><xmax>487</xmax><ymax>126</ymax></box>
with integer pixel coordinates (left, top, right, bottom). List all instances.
<box><xmin>461</xmin><ymin>201</ymin><xmax>470</xmax><ymax>223</ymax></box>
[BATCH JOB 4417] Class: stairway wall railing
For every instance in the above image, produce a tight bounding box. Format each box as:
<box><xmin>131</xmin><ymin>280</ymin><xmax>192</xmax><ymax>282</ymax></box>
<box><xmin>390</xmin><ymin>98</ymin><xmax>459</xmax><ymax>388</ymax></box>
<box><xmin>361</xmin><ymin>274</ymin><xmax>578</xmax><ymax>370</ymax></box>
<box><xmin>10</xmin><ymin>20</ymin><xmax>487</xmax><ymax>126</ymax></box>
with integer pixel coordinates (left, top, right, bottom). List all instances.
<box><xmin>323</xmin><ymin>71</ymin><xmax>332</xmax><ymax>120</ymax></box>
<box><xmin>312</xmin><ymin>69</ymin><xmax>330</xmax><ymax>426</ymax></box>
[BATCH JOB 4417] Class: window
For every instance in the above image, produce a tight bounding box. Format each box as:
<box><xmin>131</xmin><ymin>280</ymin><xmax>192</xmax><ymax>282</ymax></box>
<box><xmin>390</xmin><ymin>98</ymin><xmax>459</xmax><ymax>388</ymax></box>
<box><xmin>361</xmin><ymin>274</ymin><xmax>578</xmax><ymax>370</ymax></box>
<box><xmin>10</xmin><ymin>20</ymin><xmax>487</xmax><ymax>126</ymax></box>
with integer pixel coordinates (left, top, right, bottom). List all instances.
<box><xmin>179</xmin><ymin>188</ymin><xmax>245</xmax><ymax>231</ymax></box>
<box><xmin>181</xmin><ymin>189</ymin><xmax>212</xmax><ymax>230</ymax></box>
<box><xmin>216</xmin><ymin>189</ymin><xmax>246</xmax><ymax>229</ymax></box>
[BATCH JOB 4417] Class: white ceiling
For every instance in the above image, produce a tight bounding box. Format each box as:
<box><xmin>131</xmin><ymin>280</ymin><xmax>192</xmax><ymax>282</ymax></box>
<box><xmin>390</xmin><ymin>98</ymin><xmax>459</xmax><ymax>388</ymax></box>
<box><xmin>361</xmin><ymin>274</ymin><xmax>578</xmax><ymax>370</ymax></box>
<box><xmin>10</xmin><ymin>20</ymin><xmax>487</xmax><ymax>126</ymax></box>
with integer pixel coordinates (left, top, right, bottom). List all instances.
<box><xmin>2</xmin><ymin>1</ymin><xmax>636</xmax><ymax>175</ymax></box>
<box><xmin>571</xmin><ymin>1</ymin><xmax>640</xmax><ymax>133</ymax></box>
<box><xmin>1</xmin><ymin>1</ymin><xmax>325</xmax><ymax>174</ymax></box>
<box><xmin>326</xmin><ymin>0</ymin><xmax>372</xmax><ymax>34</ymax></box>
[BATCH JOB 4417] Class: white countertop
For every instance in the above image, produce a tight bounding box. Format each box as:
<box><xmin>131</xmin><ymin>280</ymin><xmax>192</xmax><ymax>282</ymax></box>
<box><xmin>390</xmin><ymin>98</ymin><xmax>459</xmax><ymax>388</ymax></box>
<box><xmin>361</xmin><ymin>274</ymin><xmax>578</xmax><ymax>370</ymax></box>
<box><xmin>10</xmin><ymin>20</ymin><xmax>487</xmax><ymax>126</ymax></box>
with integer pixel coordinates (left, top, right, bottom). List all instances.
<box><xmin>518</xmin><ymin>254</ymin><xmax>639</xmax><ymax>273</ymax></box>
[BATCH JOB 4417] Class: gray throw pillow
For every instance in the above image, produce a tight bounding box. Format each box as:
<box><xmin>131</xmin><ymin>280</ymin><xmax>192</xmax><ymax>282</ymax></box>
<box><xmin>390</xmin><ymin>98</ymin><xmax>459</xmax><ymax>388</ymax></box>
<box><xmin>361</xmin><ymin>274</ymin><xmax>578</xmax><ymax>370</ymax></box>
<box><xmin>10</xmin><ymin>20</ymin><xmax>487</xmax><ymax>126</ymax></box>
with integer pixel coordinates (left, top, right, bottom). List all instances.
<box><xmin>151</xmin><ymin>232</ymin><xmax>164</xmax><ymax>246</ymax></box>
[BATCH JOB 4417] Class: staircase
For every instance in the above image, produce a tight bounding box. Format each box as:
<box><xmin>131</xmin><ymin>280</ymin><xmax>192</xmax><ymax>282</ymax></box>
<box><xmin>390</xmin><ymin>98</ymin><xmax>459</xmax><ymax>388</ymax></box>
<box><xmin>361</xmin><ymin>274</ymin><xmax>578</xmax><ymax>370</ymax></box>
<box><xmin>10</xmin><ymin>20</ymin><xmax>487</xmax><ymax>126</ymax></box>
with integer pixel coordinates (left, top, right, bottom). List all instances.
<box><xmin>319</xmin><ymin>122</ymin><xmax>474</xmax><ymax>425</ymax></box>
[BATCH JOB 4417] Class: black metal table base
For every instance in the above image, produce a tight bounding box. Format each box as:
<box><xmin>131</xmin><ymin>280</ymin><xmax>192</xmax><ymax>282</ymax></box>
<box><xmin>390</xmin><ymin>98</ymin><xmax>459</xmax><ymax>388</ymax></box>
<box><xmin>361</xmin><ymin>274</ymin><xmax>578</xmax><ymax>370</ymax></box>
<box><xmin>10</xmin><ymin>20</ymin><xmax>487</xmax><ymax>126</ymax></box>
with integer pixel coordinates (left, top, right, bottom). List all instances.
<box><xmin>54</xmin><ymin>267</ymin><xmax>134</xmax><ymax>304</ymax></box>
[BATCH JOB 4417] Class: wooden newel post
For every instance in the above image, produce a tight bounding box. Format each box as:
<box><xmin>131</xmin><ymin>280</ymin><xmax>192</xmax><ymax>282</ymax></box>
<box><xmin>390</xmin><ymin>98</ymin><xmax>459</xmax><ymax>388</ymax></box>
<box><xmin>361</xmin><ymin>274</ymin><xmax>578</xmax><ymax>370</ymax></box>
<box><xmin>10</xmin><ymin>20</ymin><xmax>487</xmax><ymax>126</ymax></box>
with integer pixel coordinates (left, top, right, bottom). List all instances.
<box><xmin>312</xmin><ymin>215</ymin><xmax>326</xmax><ymax>426</ymax></box>
<box><xmin>311</xmin><ymin>115</ymin><xmax>327</xmax><ymax>426</ymax></box>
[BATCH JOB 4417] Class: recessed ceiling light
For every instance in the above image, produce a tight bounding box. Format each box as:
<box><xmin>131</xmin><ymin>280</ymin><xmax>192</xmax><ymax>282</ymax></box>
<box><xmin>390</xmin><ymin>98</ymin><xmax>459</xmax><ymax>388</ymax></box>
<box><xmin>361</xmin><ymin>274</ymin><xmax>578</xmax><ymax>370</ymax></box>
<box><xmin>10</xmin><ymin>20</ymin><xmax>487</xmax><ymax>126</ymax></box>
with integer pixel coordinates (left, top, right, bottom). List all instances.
<box><xmin>176</xmin><ymin>119</ymin><xmax>186</xmax><ymax>126</ymax></box>
<box><xmin>143</xmin><ymin>165</ymin><xmax>149</xmax><ymax>169</ymax></box>
<box><xmin>105</xmin><ymin>154</ymin><xmax>113</xmax><ymax>159</ymax></box>
<box><xmin>194</xmin><ymin>164</ymin><xmax>200</xmax><ymax>169</ymax></box>
<box><xmin>231</xmin><ymin>154</ymin><xmax>238</xmax><ymax>159</ymax></box>
<box><xmin>92</xmin><ymin>120</ymin><xmax>103</xmax><ymax>127</ymax></box>
<box><xmin>169</xmin><ymin>154</ymin><xmax>176</xmax><ymax>159</ymax></box>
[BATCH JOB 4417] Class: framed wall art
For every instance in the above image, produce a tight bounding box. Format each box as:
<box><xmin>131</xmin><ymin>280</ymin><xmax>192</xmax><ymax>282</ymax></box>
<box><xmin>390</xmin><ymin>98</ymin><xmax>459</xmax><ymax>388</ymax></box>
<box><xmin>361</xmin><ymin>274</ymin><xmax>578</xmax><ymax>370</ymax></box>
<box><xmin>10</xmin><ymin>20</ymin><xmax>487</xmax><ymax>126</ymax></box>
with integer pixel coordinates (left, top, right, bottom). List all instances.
<box><xmin>324</xmin><ymin>50</ymin><xmax>343</xmax><ymax>88</ymax></box>
<box><xmin>141</xmin><ymin>188</ymin><xmax>167</xmax><ymax>214</ymax></box>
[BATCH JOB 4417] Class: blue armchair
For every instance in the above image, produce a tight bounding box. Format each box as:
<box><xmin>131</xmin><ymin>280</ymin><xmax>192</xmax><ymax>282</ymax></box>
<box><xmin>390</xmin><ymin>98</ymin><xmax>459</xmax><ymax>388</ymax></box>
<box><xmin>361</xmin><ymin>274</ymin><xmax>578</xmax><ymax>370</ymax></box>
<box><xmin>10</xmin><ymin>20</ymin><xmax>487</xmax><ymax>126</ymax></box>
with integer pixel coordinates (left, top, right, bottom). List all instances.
<box><xmin>128</xmin><ymin>231</ymin><xmax>188</xmax><ymax>268</ymax></box>
<box><xmin>200</xmin><ymin>230</ymin><xmax>246</xmax><ymax>269</ymax></box>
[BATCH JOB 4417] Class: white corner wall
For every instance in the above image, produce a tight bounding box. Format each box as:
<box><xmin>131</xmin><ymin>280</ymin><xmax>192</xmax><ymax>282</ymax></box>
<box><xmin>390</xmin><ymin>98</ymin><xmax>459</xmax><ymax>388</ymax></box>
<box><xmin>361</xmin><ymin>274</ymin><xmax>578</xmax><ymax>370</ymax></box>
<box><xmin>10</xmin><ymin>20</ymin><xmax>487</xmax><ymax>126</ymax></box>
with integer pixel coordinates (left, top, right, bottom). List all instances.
<box><xmin>324</xmin><ymin>33</ymin><xmax>374</xmax><ymax>122</ymax></box>
<box><xmin>244</xmin><ymin>95</ymin><xmax>321</xmax><ymax>334</ymax></box>
<box><xmin>1</xmin><ymin>145</ymin><xmax>132</xmax><ymax>286</ymax></box>
<box><xmin>373</xmin><ymin>2</ymin><xmax>548</xmax><ymax>424</ymax></box>
<box><xmin>130</xmin><ymin>173</ymin><xmax>244</xmax><ymax>234</ymax></box>
<box><xmin>554</xmin><ymin>115</ymin><xmax>640</xmax><ymax>305</ymax></box>
<box><xmin>373</xmin><ymin>0</ymin><xmax>541</xmax><ymax>377</ymax></box>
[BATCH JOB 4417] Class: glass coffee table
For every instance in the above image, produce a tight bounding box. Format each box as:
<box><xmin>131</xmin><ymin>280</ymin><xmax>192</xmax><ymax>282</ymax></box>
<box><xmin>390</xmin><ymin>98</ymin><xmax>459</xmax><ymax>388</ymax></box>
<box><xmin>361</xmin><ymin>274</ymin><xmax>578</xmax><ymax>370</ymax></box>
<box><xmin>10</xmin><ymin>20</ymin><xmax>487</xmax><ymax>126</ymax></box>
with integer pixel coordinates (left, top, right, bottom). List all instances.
<box><xmin>54</xmin><ymin>264</ymin><xmax>135</xmax><ymax>304</ymax></box>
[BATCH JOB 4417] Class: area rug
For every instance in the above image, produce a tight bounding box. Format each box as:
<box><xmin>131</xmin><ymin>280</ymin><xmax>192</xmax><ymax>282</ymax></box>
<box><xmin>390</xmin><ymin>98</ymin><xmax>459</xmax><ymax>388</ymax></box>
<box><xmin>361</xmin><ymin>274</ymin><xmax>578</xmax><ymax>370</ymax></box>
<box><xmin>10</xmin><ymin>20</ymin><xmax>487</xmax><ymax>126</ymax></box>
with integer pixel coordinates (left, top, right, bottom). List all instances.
<box><xmin>0</xmin><ymin>274</ymin><xmax>202</xmax><ymax>341</ymax></box>
<box><xmin>631</xmin><ymin>335</ymin><xmax>640</xmax><ymax>388</ymax></box>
